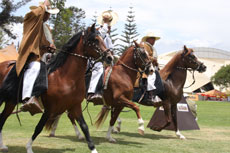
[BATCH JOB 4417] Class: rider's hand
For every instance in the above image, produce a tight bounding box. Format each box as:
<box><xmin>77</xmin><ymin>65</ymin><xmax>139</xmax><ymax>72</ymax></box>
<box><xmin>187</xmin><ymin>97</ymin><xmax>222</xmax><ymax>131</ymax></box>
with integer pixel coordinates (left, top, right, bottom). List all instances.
<box><xmin>44</xmin><ymin>0</ymin><xmax>51</xmax><ymax>6</ymax></box>
<box><xmin>50</xmin><ymin>43</ymin><xmax>56</xmax><ymax>50</ymax></box>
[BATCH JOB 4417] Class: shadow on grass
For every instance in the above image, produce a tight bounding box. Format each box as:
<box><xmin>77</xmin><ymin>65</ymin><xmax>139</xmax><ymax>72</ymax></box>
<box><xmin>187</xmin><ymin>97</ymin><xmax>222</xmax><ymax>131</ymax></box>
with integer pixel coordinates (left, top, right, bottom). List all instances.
<box><xmin>49</xmin><ymin>135</ymin><xmax>145</xmax><ymax>146</ymax></box>
<box><xmin>8</xmin><ymin>145</ymin><xmax>75</xmax><ymax>153</ymax></box>
<box><xmin>118</xmin><ymin>131</ymin><xmax>177</xmax><ymax>140</ymax></box>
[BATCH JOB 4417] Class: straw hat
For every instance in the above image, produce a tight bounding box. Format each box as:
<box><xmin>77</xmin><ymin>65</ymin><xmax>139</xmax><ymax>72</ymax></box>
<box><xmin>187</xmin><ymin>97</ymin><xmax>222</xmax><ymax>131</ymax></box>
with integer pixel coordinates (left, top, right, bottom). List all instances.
<box><xmin>29</xmin><ymin>1</ymin><xmax>59</xmax><ymax>14</ymax></box>
<box><xmin>141</xmin><ymin>32</ymin><xmax>161</xmax><ymax>42</ymax></box>
<box><xmin>97</xmin><ymin>10</ymin><xmax>119</xmax><ymax>26</ymax></box>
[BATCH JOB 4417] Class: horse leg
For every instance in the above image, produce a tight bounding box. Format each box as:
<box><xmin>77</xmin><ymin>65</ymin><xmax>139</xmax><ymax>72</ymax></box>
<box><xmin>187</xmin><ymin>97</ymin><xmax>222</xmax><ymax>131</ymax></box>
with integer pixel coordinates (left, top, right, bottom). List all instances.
<box><xmin>26</xmin><ymin>112</ymin><xmax>49</xmax><ymax>153</ymax></box>
<box><xmin>67</xmin><ymin>112</ymin><xmax>84</xmax><ymax>140</ymax></box>
<box><xmin>0</xmin><ymin>102</ymin><xmax>16</xmax><ymax>152</ymax></box>
<box><xmin>153</xmin><ymin>102</ymin><xmax>172</xmax><ymax>131</ymax></box>
<box><xmin>112</xmin><ymin>117</ymin><xmax>122</xmax><ymax>133</ymax></box>
<box><xmin>120</xmin><ymin>97</ymin><xmax>144</xmax><ymax>135</ymax></box>
<box><xmin>49</xmin><ymin>115</ymin><xmax>61</xmax><ymax>137</ymax></box>
<box><xmin>106</xmin><ymin>106</ymin><xmax>123</xmax><ymax>143</ymax></box>
<box><xmin>171</xmin><ymin>105</ymin><xmax>186</xmax><ymax>139</ymax></box>
<box><xmin>76</xmin><ymin>114</ymin><xmax>97</xmax><ymax>153</ymax></box>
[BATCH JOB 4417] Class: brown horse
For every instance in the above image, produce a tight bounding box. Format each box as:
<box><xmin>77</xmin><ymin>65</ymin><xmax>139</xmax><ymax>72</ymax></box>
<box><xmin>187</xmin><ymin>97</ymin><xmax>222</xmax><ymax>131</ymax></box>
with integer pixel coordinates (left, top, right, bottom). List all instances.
<box><xmin>0</xmin><ymin>24</ymin><xmax>113</xmax><ymax>153</ymax></box>
<box><xmin>89</xmin><ymin>42</ymin><xmax>155</xmax><ymax>143</ymax></box>
<box><xmin>46</xmin><ymin>41</ymin><xmax>155</xmax><ymax>141</ymax></box>
<box><xmin>109</xmin><ymin>45</ymin><xmax>206</xmax><ymax>139</ymax></box>
<box><xmin>147</xmin><ymin>45</ymin><xmax>206</xmax><ymax>139</ymax></box>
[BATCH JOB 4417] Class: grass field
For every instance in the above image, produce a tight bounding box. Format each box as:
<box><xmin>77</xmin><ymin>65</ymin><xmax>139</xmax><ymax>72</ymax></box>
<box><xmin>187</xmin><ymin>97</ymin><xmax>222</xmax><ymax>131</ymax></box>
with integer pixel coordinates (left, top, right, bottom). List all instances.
<box><xmin>2</xmin><ymin>100</ymin><xmax>230</xmax><ymax>153</ymax></box>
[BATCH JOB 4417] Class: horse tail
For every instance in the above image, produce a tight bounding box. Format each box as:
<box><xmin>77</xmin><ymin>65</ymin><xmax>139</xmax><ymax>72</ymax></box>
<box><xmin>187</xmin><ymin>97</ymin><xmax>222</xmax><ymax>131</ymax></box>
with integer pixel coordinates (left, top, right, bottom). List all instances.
<box><xmin>45</xmin><ymin>116</ymin><xmax>59</xmax><ymax>131</ymax></box>
<box><xmin>94</xmin><ymin>106</ymin><xmax>110</xmax><ymax>129</ymax></box>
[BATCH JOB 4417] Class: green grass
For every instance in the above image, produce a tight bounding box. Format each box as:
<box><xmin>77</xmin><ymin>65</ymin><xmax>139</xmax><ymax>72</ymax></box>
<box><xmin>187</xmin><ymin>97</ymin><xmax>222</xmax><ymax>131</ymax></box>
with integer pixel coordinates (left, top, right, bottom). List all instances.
<box><xmin>2</xmin><ymin>101</ymin><xmax>230</xmax><ymax>153</ymax></box>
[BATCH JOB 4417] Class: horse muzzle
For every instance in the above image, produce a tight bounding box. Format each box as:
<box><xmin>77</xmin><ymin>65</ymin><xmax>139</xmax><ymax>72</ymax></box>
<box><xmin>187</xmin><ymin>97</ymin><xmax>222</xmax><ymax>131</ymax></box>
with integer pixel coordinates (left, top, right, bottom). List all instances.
<box><xmin>103</xmin><ymin>50</ymin><xmax>114</xmax><ymax>65</ymax></box>
<box><xmin>145</xmin><ymin>63</ymin><xmax>155</xmax><ymax>75</ymax></box>
<box><xmin>197</xmin><ymin>63</ymin><xmax>206</xmax><ymax>73</ymax></box>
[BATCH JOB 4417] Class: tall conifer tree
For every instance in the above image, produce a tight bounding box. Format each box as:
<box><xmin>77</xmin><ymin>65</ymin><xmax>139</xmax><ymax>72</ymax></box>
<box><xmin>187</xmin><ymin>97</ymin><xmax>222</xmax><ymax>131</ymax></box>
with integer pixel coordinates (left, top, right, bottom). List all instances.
<box><xmin>118</xmin><ymin>6</ymin><xmax>139</xmax><ymax>55</ymax></box>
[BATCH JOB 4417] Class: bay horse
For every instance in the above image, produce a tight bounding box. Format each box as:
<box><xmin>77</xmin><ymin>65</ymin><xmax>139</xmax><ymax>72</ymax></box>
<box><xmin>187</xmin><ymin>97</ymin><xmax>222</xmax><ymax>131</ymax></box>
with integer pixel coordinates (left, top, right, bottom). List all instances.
<box><xmin>108</xmin><ymin>45</ymin><xmax>206</xmax><ymax>140</ymax></box>
<box><xmin>93</xmin><ymin>42</ymin><xmax>155</xmax><ymax>143</ymax></box>
<box><xmin>45</xmin><ymin>41</ymin><xmax>155</xmax><ymax>142</ymax></box>
<box><xmin>0</xmin><ymin>24</ymin><xmax>113</xmax><ymax>153</ymax></box>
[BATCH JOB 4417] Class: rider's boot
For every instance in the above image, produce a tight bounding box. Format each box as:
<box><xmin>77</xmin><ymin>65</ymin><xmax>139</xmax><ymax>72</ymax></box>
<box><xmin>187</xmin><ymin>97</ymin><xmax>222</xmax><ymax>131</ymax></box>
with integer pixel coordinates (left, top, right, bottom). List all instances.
<box><xmin>20</xmin><ymin>96</ymin><xmax>43</xmax><ymax>116</ymax></box>
<box><xmin>87</xmin><ymin>93</ymin><xmax>103</xmax><ymax>105</ymax></box>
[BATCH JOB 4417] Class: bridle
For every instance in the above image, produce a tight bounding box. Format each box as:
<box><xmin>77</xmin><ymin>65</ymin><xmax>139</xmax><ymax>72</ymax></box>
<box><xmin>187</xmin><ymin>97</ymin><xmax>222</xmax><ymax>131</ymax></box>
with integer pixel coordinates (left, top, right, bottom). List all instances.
<box><xmin>61</xmin><ymin>30</ymin><xmax>111</xmax><ymax>62</ymax></box>
<box><xmin>181</xmin><ymin>50</ymin><xmax>203</xmax><ymax>71</ymax></box>
<box><xmin>119</xmin><ymin>46</ymin><xmax>152</xmax><ymax>74</ymax></box>
<box><xmin>179</xmin><ymin>50</ymin><xmax>204</xmax><ymax>89</ymax></box>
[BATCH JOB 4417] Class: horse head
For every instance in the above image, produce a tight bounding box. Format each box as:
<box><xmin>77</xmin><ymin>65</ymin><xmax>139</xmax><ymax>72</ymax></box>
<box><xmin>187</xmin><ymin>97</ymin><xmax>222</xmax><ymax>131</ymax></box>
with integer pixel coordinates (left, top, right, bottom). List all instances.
<box><xmin>83</xmin><ymin>24</ymin><xmax>113</xmax><ymax>64</ymax></box>
<box><xmin>181</xmin><ymin>45</ymin><xmax>206</xmax><ymax>73</ymax></box>
<box><xmin>134</xmin><ymin>41</ymin><xmax>155</xmax><ymax>75</ymax></box>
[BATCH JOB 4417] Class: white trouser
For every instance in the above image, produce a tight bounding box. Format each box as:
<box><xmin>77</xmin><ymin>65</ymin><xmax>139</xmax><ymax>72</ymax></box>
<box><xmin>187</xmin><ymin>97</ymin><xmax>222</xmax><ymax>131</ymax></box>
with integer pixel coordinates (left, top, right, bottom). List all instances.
<box><xmin>147</xmin><ymin>72</ymin><xmax>156</xmax><ymax>91</ymax></box>
<box><xmin>88</xmin><ymin>62</ymin><xmax>103</xmax><ymax>93</ymax></box>
<box><xmin>22</xmin><ymin>61</ymin><xmax>41</xmax><ymax>100</ymax></box>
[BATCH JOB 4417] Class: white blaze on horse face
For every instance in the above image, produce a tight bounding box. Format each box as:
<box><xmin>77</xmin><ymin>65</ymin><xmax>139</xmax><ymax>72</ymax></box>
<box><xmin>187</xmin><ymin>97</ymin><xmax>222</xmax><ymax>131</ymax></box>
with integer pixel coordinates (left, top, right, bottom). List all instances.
<box><xmin>149</xmin><ymin>63</ymin><xmax>155</xmax><ymax>75</ymax></box>
<box><xmin>144</xmin><ymin>50</ymin><xmax>155</xmax><ymax>74</ymax></box>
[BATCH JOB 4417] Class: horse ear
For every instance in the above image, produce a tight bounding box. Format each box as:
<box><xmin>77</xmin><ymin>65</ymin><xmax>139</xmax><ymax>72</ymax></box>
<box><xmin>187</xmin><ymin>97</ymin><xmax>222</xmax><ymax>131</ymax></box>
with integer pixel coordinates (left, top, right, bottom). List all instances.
<box><xmin>133</xmin><ymin>40</ymin><xmax>140</xmax><ymax>47</ymax></box>
<box><xmin>183</xmin><ymin>45</ymin><xmax>188</xmax><ymax>55</ymax></box>
<box><xmin>90</xmin><ymin>23</ymin><xmax>96</xmax><ymax>33</ymax></box>
<box><xmin>184</xmin><ymin>45</ymin><xmax>188</xmax><ymax>52</ymax></box>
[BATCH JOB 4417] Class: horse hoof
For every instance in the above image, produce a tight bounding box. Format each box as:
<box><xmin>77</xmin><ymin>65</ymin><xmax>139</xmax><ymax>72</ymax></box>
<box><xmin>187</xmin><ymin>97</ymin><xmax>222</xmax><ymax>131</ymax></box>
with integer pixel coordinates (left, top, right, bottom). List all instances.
<box><xmin>138</xmin><ymin>129</ymin><xmax>144</xmax><ymax>136</ymax></box>
<box><xmin>107</xmin><ymin>137</ymin><xmax>116</xmax><ymax>143</ymax></box>
<box><xmin>0</xmin><ymin>146</ymin><xmax>8</xmax><ymax>152</ymax></box>
<box><xmin>179</xmin><ymin>135</ymin><xmax>186</xmax><ymax>140</ymax></box>
<box><xmin>91</xmin><ymin>148</ymin><xmax>98</xmax><ymax>153</ymax></box>
<box><xmin>78</xmin><ymin>135</ymin><xmax>84</xmax><ymax>140</ymax></box>
<box><xmin>112</xmin><ymin>129</ymin><xmax>118</xmax><ymax>134</ymax></box>
<box><xmin>116</xmin><ymin>127</ymin><xmax>121</xmax><ymax>132</ymax></box>
<box><xmin>49</xmin><ymin>133</ymin><xmax>55</xmax><ymax>137</ymax></box>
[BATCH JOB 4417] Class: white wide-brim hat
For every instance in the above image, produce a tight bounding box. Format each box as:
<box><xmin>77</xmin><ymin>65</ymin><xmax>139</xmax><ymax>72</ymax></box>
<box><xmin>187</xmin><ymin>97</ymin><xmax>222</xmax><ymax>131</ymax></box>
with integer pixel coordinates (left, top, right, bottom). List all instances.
<box><xmin>141</xmin><ymin>32</ymin><xmax>161</xmax><ymax>42</ymax></box>
<box><xmin>29</xmin><ymin>2</ymin><xmax>59</xmax><ymax>14</ymax></box>
<box><xmin>97</xmin><ymin>10</ymin><xmax>119</xmax><ymax>26</ymax></box>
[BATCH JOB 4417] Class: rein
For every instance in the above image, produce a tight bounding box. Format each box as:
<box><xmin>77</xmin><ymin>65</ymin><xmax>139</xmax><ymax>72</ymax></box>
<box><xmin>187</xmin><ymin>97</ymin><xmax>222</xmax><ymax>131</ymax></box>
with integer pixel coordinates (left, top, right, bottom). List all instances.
<box><xmin>176</xmin><ymin>67</ymin><xmax>196</xmax><ymax>89</ymax></box>
<box><xmin>117</xmin><ymin>47</ymin><xmax>150</xmax><ymax>74</ymax></box>
<box><xmin>118</xmin><ymin>59</ymin><xmax>139</xmax><ymax>72</ymax></box>
<box><xmin>60</xmin><ymin>31</ymin><xmax>110</xmax><ymax>62</ymax></box>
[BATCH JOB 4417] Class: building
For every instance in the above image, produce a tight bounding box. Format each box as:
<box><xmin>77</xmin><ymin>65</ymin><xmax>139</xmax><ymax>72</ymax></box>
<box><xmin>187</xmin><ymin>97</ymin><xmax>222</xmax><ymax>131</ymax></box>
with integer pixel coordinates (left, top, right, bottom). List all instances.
<box><xmin>158</xmin><ymin>47</ymin><xmax>230</xmax><ymax>93</ymax></box>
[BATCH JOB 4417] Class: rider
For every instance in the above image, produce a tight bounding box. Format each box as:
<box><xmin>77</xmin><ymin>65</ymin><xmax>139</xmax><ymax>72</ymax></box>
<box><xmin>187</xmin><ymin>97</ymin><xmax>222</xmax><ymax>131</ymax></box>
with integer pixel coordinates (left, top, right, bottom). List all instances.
<box><xmin>87</xmin><ymin>10</ymin><xmax>118</xmax><ymax>103</ymax></box>
<box><xmin>17</xmin><ymin>0</ymin><xmax>59</xmax><ymax>115</ymax></box>
<box><xmin>141</xmin><ymin>32</ymin><xmax>165</xmax><ymax>103</ymax></box>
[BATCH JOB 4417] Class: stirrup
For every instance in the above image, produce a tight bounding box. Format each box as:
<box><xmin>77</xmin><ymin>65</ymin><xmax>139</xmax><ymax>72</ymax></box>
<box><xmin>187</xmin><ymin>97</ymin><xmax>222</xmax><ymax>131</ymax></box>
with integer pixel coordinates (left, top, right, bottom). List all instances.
<box><xmin>20</xmin><ymin>97</ymin><xmax>43</xmax><ymax>116</ymax></box>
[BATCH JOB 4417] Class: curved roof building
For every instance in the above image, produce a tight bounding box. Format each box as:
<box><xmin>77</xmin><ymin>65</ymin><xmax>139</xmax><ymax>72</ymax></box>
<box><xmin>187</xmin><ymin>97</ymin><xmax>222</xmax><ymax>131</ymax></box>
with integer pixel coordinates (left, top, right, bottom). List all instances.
<box><xmin>158</xmin><ymin>47</ymin><xmax>230</xmax><ymax>93</ymax></box>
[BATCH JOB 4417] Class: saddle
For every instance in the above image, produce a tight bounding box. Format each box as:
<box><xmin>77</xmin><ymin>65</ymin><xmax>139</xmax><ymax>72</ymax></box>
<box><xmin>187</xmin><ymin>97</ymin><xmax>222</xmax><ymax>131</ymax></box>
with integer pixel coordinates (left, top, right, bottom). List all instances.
<box><xmin>85</xmin><ymin>66</ymin><xmax>112</xmax><ymax>105</ymax></box>
<box><xmin>0</xmin><ymin>61</ymin><xmax>48</xmax><ymax>104</ymax></box>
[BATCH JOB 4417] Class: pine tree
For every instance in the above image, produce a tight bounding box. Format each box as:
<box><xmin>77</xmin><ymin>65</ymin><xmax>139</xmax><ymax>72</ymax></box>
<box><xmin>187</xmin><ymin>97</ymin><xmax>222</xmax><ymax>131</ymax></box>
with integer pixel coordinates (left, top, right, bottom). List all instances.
<box><xmin>91</xmin><ymin>11</ymin><xmax>98</xmax><ymax>26</ymax></box>
<box><xmin>49</xmin><ymin>0</ymin><xmax>86</xmax><ymax>49</ymax></box>
<box><xmin>0</xmin><ymin>0</ymin><xmax>32</xmax><ymax>39</ymax></box>
<box><xmin>0</xmin><ymin>30</ymin><xmax>9</xmax><ymax>49</ymax></box>
<box><xmin>118</xmin><ymin>6</ymin><xmax>139</xmax><ymax>55</ymax></box>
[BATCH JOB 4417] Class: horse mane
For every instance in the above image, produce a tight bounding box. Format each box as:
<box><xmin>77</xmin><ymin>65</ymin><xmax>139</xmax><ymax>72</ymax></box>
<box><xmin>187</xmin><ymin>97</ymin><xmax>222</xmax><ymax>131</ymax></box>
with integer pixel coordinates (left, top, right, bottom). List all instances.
<box><xmin>47</xmin><ymin>31</ymin><xmax>82</xmax><ymax>74</ymax></box>
<box><xmin>116</xmin><ymin>46</ymin><xmax>134</xmax><ymax>65</ymax></box>
<box><xmin>160</xmin><ymin>50</ymin><xmax>182</xmax><ymax>80</ymax></box>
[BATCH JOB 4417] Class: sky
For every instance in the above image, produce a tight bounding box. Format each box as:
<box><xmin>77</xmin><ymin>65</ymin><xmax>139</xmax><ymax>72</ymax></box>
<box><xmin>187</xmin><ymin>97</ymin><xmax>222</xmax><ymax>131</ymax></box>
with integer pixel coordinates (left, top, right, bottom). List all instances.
<box><xmin>8</xmin><ymin>0</ymin><xmax>230</xmax><ymax>55</ymax></box>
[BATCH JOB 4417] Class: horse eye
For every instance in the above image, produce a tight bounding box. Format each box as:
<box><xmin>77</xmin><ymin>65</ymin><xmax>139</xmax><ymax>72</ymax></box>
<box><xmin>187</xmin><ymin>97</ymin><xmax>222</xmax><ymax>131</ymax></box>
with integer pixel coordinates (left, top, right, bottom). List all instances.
<box><xmin>94</xmin><ymin>39</ymin><xmax>99</xmax><ymax>44</ymax></box>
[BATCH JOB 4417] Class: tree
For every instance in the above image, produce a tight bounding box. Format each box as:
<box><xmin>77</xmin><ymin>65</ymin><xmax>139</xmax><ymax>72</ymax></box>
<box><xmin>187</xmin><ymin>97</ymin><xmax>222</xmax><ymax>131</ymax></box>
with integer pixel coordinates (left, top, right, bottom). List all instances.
<box><xmin>49</xmin><ymin>0</ymin><xmax>86</xmax><ymax>49</ymax></box>
<box><xmin>0</xmin><ymin>0</ymin><xmax>32</xmax><ymax>39</ymax></box>
<box><xmin>211</xmin><ymin>65</ymin><xmax>230</xmax><ymax>89</ymax></box>
<box><xmin>118</xmin><ymin>6</ymin><xmax>139</xmax><ymax>55</ymax></box>
<box><xmin>0</xmin><ymin>29</ymin><xmax>9</xmax><ymax>49</ymax></box>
